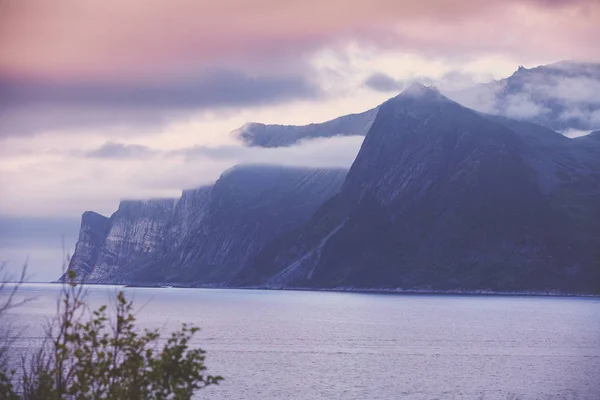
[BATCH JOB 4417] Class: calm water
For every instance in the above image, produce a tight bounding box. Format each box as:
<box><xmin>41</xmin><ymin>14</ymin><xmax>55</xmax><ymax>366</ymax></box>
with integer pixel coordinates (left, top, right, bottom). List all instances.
<box><xmin>2</xmin><ymin>284</ymin><xmax>599</xmax><ymax>399</ymax></box>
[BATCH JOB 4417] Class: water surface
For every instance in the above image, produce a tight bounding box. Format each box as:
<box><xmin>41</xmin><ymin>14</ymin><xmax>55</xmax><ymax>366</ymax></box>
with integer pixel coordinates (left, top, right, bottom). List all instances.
<box><xmin>2</xmin><ymin>284</ymin><xmax>599</xmax><ymax>399</ymax></box>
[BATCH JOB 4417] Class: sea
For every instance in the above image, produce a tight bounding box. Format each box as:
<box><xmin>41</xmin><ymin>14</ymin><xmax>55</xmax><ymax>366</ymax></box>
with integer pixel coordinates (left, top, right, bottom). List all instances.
<box><xmin>1</xmin><ymin>283</ymin><xmax>599</xmax><ymax>399</ymax></box>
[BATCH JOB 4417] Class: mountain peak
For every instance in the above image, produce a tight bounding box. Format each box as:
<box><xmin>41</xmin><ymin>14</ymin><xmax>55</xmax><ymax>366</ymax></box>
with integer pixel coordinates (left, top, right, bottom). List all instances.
<box><xmin>381</xmin><ymin>83</ymin><xmax>453</xmax><ymax>112</ymax></box>
<box><xmin>386</xmin><ymin>83</ymin><xmax>451</xmax><ymax>106</ymax></box>
<box><xmin>399</xmin><ymin>82</ymin><xmax>441</xmax><ymax>98</ymax></box>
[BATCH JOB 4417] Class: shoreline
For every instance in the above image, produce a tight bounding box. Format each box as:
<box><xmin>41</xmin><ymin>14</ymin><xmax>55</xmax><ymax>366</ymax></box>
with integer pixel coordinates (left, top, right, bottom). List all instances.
<box><xmin>236</xmin><ymin>286</ymin><xmax>600</xmax><ymax>298</ymax></box>
<box><xmin>43</xmin><ymin>281</ymin><xmax>600</xmax><ymax>298</ymax></box>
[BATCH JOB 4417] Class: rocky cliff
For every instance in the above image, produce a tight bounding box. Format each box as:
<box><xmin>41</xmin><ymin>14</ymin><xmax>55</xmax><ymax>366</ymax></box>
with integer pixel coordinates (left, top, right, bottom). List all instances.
<box><xmin>65</xmin><ymin>85</ymin><xmax>600</xmax><ymax>293</ymax></box>
<box><xmin>64</xmin><ymin>211</ymin><xmax>111</xmax><ymax>280</ymax></box>
<box><xmin>235</xmin><ymin>84</ymin><xmax>600</xmax><ymax>293</ymax></box>
<box><xmin>64</xmin><ymin>199</ymin><xmax>176</xmax><ymax>282</ymax></box>
<box><xmin>65</xmin><ymin>165</ymin><xmax>347</xmax><ymax>284</ymax></box>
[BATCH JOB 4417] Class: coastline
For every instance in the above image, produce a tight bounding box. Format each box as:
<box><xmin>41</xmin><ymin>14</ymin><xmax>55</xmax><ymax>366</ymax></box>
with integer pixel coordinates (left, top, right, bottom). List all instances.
<box><xmin>44</xmin><ymin>281</ymin><xmax>600</xmax><ymax>298</ymax></box>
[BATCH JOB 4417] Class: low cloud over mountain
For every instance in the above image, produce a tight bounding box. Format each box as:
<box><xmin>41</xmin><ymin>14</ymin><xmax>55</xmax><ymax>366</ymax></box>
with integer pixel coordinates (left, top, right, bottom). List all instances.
<box><xmin>449</xmin><ymin>61</ymin><xmax>600</xmax><ymax>134</ymax></box>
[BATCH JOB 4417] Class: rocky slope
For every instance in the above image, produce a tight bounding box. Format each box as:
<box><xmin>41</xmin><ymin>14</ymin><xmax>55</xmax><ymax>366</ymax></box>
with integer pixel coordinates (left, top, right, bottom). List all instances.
<box><xmin>65</xmin><ymin>85</ymin><xmax>600</xmax><ymax>293</ymax></box>
<box><xmin>235</xmin><ymin>84</ymin><xmax>600</xmax><ymax>293</ymax></box>
<box><xmin>63</xmin><ymin>199</ymin><xmax>177</xmax><ymax>282</ymax></box>
<box><xmin>65</xmin><ymin>211</ymin><xmax>111</xmax><ymax>279</ymax></box>
<box><xmin>65</xmin><ymin>165</ymin><xmax>347</xmax><ymax>284</ymax></box>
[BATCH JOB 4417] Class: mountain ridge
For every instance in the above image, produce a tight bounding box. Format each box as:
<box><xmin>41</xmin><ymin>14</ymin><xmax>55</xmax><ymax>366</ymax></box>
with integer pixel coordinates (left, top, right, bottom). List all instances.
<box><xmin>233</xmin><ymin>61</ymin><xmax>600</xmax><ymax>148</ymax></box>
<box><xmin>64</xmin><ymin>84</ymin><xmax>600</xmax><ymax>293</ymax></box>
<box><xmin>64</xmin><ymin>165</ymin><xmax>348</xmax><ymax>284</ymax></box>
<box><xmin>235</xmin><ymin>108</ymin><xmax>378</xmax><ymax>147</ymax></box>
<box><xmin>234</xmin><ymin>85</ymin><xmax>600</xmax><ymax>293</ymax></box>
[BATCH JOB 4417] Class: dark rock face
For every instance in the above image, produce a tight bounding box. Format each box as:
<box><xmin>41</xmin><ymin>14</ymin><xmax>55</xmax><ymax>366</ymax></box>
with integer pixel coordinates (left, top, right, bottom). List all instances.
<box><xmin>238</xmin><ymin>84</ymin><xmax>600</xmax><ymax>293</ymax></box>
<box><xmin>65</xmin><ymin>84</ymin><xmax>600</xmax><ymax>293</ymax></box>
<box><xmin>164</xmin><ymin>186</ymin><xmax>212</xmax><ymax>250</ymax></box>
<box><xmin>234</xmin><ymin>108</ymin><xmax>378</xmax><ymax>147</ymax></box>
<box><xmin>65</xmin><ymin>199</ymin><xmax>177</xmax><ymax>282</ymax></box>
<box><xmin>66</xmin><ymin>165</ymin><xmax>347</xmax><ymax>284</ymax></box>
<box><xmin>134</xmin><ymin>165</ymin><xmax>348</xmax><ymax>284</ymax></box>
<box><xmin>61</xmin><ymin>211</ymin><xmax>111</xmax><ymax>281</ymax></box>
<box><xmin>87</xmin><ymin>199</ymin><xmax>176</xmax><ymax>282</ymax></box>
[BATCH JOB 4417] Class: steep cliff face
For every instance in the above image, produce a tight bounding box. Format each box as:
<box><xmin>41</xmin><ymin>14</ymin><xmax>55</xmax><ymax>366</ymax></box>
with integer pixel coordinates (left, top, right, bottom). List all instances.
<box><xmin>164</xmin><ymin>186</ymin><xmax>212</xmax><ymax>250</ymax></box>
<box><xmin>239</xmin><ymin>84</ymin><xmax>600</xmax><ymax>293</ymax></box>
<box><xmin>82</xmin><ymin>199</ymin><xmax>176</xmax><ymax>282</ymax></box>
<box><xmin>66</xmin><ymin>165</ymin><xmax>347</xmax><ymax>284</ymax></box>
<box><xmin>63</xmin><ymin>211</ymin><xmax>111</xmax><ymax>280</ymax></box>
<box><xmin>133</xmin><ymin>165</ymin><xmax>348</xmax><ymax>284</ymax></box>
<box><xmin>65</xmin><ymin>84</ymin><xmax>600</xmax><ymax>293</ymax></box>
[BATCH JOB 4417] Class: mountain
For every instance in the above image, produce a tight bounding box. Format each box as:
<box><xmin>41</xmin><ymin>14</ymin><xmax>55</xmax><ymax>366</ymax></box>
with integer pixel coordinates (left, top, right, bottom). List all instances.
<box><xmin>449</xmin><ymin>61</ymin><xmax>600</xmax><ymax>134</ymax></box>
<box><xmin>234</xmin><ymin>108</ymin><xmax>378</xmax><ymax>147</ymax></box>
<box><xmin>64</xmin><ymin>165</ymin><xmax>347</xmax><ymax>284</ymax></box>
<box><xmin>234</xmin><ymin>84</ymin><xmax>600</xmax><ymax>293</ymax></box>
<box><xmin>64</xmin><ymin>84</ymin><xmax>600</xmax><ymax>293</ymax></box>
<box><xmin>234</xmin><ymin>61</ymin><xmax>600</xmax><ymax>149</ymax></box>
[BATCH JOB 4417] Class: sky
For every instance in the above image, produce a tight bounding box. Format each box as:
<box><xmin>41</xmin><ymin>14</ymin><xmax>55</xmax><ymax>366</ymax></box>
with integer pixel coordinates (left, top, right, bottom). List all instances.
<box><xmin>1</xmin><ymin>0</ymin><xmax>600</xmax><ymax>280</ymax></box>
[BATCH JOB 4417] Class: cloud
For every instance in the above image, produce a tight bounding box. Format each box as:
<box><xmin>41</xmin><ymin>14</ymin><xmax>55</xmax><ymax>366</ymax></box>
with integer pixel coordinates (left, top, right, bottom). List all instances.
<box><xmin>0</xmin><ymin>105</ymin><xmax>174</xmax><ymax>137</ymax></box>
<box><xmin>132</xmin><ymin>135</ymin><xmax>364</xmax><ymax>200</ymax></box>
<box><xmin>502</xmin><ymin>93</ymin><xmax>552</xmax><ymax>119</ymax></box>
<box><xmin>1</xmin><ymin>0</ymin><xmax>598</xmax><ymax>82</ymax></box>
<box><xmin>2</xmin><ymin>0</ymin><xmax>598</xmax><ymax>137</ymax></box>
<box><xmin>184</xmin><ymin>135</ymin><xmax>362</xmax><ymax>166</ymax></box>
<box><xmin>84</xmin><ymin>142</ymin><xmax>157</xmax><ymax>159</ymax></box>
<box><xmin>0</xmin><ymin>135</ymin><xmax>364</xmax><ymax>217</ymax></box>
<box><xmin>0</xmin><ymin>70</ymin><xmax>321</xmax><ymax>137</ymax></box>
<box><xmin>447</xmin><ymin>62</ymin><xmax>600</xmax><ymax>131</ymax></box>
<box><xmin>83</xmin><ymin>134</ymin><xmax>364</xmax><ymax>166</ymax></box>
<box><xmin>363</xmin><ymin>69</ymin><xmax>486</xmax><ymax>94</ymax></box>
<box><xmin>363</xmin><ymin>73</ymin><xmax>404</xmax><ymax>92</ymax></box>
<box><xmin>0</xmin><ymin>71</ymin><xmax>320</xmax><ymax>109</ymax></box>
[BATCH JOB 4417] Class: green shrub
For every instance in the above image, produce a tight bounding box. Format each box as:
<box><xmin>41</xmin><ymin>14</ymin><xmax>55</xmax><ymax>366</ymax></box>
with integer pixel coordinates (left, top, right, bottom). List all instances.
<box><xmin>1</xmin><ymin>270</ymin><xmax>222</xmax><ymax>399</ymax></box>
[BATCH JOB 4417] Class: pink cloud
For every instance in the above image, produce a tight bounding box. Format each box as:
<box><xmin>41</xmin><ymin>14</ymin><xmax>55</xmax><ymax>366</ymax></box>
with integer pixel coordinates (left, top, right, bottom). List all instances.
<box><xmin>0</xmin><ymin>0</ymin><xmax>598</xmax><ymax>81</ymax></box>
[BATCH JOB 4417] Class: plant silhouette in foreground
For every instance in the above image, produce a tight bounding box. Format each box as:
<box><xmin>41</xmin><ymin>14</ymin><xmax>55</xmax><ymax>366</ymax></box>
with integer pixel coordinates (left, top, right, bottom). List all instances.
<box><xmin>1</xmin><ymin>270</ymin><xmax>222</xmax><ymax>399</ymax></box>
<box><xmin>0</xmin><ymin>262</ymin><xmax>30</xmax><ymax>399</ymax></box>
